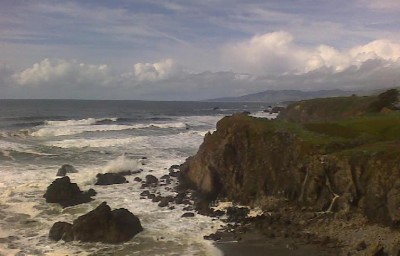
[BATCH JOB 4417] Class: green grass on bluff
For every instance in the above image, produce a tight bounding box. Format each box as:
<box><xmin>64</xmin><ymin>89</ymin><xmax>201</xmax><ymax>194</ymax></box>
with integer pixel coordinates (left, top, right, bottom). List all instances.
<box><xmin>249</xmin><ymin>89</ymin><xmax>400</xmax><ymax>155</ymax></box>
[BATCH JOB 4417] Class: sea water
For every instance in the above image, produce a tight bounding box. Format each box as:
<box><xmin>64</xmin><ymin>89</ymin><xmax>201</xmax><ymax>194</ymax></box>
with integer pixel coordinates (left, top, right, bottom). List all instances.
<box><xmin>0</xmin><ymin>99</ymin><xmax>276</xmax><ymax>256</ymax></box>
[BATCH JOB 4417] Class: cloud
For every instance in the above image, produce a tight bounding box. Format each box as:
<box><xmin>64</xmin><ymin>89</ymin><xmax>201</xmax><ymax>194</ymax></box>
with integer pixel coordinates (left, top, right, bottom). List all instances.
<box><xmin>359</xmin><ymin>0</ymin><xmax>400</xmax><ymax>10</ymax></box>
<box><xmin>349</xmin><ymin>39</ymin><xmax>400</xmax><ymax>63</ymax></box>
<box><xmin>133</xmin><ymin>59</ymin><xmax>176</xmax><ymax>81</ymax></box>
<box><xmin>222</xmin><ymin>31</ymin><xmax>400</xmax><ymax>75</ymax></box>
<box><xmin>13</xmin><ymin>58</ymin><xmax>113</xmax><ymax>87</ymax></box>
<box><xmin>2</xmin><ymin>52</ymin><xmax>400</xmax><ymax>101</ymax></box>
<box><xmin>222</xmin><ymin>31</ymin><xmax>301</xmax><ymax>74</ymax></box>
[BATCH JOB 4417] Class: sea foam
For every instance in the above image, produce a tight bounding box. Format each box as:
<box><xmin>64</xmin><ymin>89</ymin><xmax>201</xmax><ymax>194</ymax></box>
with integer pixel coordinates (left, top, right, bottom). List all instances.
<box><xmin>103</xmin><ymin>155</ymin><xmax>139</xmax><ymax>173</ymax></box>
<box><xmin>31</xmin><ymin>121</ymin><xmax>188</xmax><ymax>137</ymax></box>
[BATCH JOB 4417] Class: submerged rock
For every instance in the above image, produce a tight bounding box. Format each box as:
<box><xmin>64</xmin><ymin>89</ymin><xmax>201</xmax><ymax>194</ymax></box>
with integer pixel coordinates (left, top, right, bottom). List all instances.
<box><xmin>43</xmin><ymin>176</ymin><xmax>96</xmax><ymax>208</ymax></box>
<box><xmin>56</xmin><ymin>164</ymin><xmax>78</xmax><ymax>177</ymax></box>
<box><xmin>49</xmin><ymin>202</ymin><xmax>143</xmax><ymax>243</ymax></box>
<box><xmin>95</xmin><ymin>173</ymin><xmax>128</xmax><ymax>185</ymax></box>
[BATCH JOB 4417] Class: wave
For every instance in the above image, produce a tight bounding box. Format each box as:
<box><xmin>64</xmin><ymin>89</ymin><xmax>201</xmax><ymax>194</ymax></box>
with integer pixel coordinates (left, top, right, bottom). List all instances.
<box><xmin>0</xmin><ymin>129</ymin><xmax>32</xmax><ymax>139</ymax></box>
<box><xmin>44</xmin><ymin>117</ymin><xmax>118</xmax><ymax>127</ymax></box>
<box><xmin>12</xmin><ymin>121</ymin><xmax>44</xmax><ymax>128</ymax></box>
<box><xmin>46</xmin><ymin>137</ymin><xmax>146</xmax><ymax>148</ymax></box>
<box><xmin>31</xmin><ymin>121</ymin><xmax>188</xmax><ymax>137</ymax></box>
<box><xmin>249</xmin><ymin>111</ymin><xmax>279</xmax><ymax>119</ymax></box>
<box><xmin>0</xmin><ymin>140</ymin><xmax>56</xmax><ymax>157</ymax></box>
<box><xmin>45</xmin><ymin>128</ymin><xmax>210</xmax><ymax>149</ymax></box>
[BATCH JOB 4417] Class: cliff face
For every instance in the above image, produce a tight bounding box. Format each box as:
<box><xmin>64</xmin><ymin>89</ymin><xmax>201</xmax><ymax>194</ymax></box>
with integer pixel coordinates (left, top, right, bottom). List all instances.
<box><xmin>180</xmin><ymin>114</ymin><xmax>400</xmax><ymax>225</ymax></box>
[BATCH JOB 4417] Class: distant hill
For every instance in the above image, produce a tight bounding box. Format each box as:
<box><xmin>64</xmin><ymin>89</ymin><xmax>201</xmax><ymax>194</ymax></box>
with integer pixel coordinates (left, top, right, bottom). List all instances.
<box><xmin>206</xmin><ymin>89</ymin><xmax>356</xmax><ymax>103</ymax></box>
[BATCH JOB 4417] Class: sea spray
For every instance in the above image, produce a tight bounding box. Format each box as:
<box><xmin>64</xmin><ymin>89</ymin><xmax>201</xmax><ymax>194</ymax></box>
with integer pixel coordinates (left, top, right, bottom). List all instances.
<box><xmin>103</xmin><ymin>155</ymin><xmax>139</xmax><ymax>173</ymax></box>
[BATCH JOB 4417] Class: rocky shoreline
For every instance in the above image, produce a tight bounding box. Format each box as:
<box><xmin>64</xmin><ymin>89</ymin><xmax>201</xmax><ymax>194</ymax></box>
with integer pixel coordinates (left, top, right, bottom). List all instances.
<box><xmin>37</xmin><ymin>90</ymin><xmax>400</xmax><ymax>255</ymax></box>
<box><xmin>179</xmin><ymin>90</ymin><xmax>400</xmax><ymax>255</ymax></box>
<box><xmin>42</xmin><ymin>148</ymin><xmax>397</xmax><ymax>255</ymax></box>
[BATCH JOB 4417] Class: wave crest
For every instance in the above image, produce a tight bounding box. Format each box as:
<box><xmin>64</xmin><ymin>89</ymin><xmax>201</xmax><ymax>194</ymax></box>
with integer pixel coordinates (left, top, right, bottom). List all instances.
<box><xmin>44</xmin><ymin>117</ymin><xmax>118</xmax><ymax>127</ymax></box>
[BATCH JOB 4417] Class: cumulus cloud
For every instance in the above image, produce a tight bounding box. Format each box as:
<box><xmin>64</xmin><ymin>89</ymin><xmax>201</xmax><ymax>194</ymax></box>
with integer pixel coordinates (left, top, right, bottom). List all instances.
<box><xmin>222</xmin><ymin>31</ymin><xmax>301</xmax><ymax>74</ymax></box>
<box><xmin>2</xmin><ymin>51</ymin><xmax>400</xmax><ymax>101</ymax></box>
<box><xmin>133</xmin><ymin>59</ymin><xmax>176</xmax><ymax>81</ymax></box>
<box><xmin>13</xmin><ymin>58</ymin><xmax>113</xmax><ymax>87</ymax></box>
<box><xmin>223</xmin><ymin>31</ymin><xmax>400</xmax><ymax>75</ymax></box>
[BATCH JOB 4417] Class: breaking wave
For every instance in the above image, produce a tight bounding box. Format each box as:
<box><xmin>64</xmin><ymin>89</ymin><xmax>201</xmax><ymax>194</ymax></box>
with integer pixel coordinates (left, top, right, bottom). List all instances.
<box><xmin>44</xmin><ymin>117</ymin><xmax>118</xmax><ymax>126</ymax></box>
<box><xmin>30</xmin><ymin>120</ymin><xmax>188</xmax><ymax>137</ymax></box>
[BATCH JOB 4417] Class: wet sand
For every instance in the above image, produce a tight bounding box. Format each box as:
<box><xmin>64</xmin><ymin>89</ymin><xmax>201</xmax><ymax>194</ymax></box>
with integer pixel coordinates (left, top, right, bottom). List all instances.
<box><xmin>214</xmin><ymin>228</ymin><xmax>339</xmax><ymax>256</ymax></box>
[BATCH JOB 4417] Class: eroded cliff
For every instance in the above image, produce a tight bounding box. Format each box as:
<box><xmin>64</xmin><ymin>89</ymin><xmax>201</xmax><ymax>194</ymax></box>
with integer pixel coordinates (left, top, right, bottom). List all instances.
<box><xmin>180</xmin><ymin>113</ymin><xmax>400</xmax><ymax>226</ymax></box>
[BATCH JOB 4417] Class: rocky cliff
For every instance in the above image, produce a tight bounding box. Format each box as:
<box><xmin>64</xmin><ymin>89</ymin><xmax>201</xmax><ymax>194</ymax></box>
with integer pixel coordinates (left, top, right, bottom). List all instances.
<box><xmin>180</xmin><ymin>113</ymin><xmax>400</xmax><ymax>226</ymax></box>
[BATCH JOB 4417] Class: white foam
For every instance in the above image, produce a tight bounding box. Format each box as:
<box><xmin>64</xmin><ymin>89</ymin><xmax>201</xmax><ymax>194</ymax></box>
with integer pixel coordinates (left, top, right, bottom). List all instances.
<box><xmin>178</xmin><ymin>115</ymin><xmax>224</xmax><ymax>127</ymax></box>
<box><xmin>31</xmin><ymin>122</ymin><xmax>188</xmax><ymax>137</ymax></box>
<box><xmin>0</xmin><ymin>140</ymin><xmax>54</xmax><ymax>156</ymax></box>
<box><xmin>249</xmin><ymin>111</ymin><xmax>279</xmax><ymax>119</ymax></box>
<box><xmin>31</xmin><ymin>124</ymin><xmax>129</xmax><ymax>137</ymax></box>
<box><xmin>44</xmin><ymin>117</ymin><xmax>117</xmax><ymax>126</ymax></box>
<box><xmin>46</xmin><ymin>137</ymin><xmax>146</xmax><ymax>148</ymax></box>
<box><xmin>103</xmin><ymin>155</ymin><xmax>139</xmax><ymax>173</ymax></box>
<box><xmin>0</xmin><ymin>140</ymin><xmax>29</xmax><ymax>151</ymax></box>
<box><xmin>146</xmin><ymin>131</ymin><xmax>206</xmax><ymax>149</ymax></box>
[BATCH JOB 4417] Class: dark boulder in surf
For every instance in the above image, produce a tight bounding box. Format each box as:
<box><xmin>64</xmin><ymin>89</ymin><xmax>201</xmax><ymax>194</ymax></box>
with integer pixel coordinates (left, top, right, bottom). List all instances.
<box><xmin>144</xmin><ymin>175</ymin><xmax>158</xmax><ymax>186</ymax></box>
<box><xmin>49</xmin><ymin>221</ymin><xmax>72</xmax><ymax>241</ymax></box>
<box><xmin>56</xmin><ymin>164</ymin><xmax>78</xmax><ymax>177</ymax></box>
<box><xmin>49</xmin><ymin>202</ymin><xmax>143</xmax><ymax>243</ymax></box>
<box><xmin>43</xmin><ymin>176</ymin><xmax>96</xmax><ymax>208</ymax></box>
<box><xmin>95</xmin><ymin>173</ymin><xmax>128</xmax><ymax>185</ymax></box>
<box><xmin>181</xmin><ymin>212</ymin><xmax>195</xmax><ymax>218</ymax></box>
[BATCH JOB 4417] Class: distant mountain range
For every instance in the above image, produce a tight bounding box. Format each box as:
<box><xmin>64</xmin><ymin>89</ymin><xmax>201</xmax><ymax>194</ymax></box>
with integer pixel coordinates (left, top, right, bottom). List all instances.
<box><xmin>206</xmin><ymin>89</ymin><xmax>358</xmax><ymax>103</ymax></box>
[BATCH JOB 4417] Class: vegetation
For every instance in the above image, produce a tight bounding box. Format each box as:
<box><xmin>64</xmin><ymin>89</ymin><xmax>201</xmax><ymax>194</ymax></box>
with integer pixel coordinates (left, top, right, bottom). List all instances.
<box><xmin>278</xmin><ymin>88</ymin><xmax>400</xmax><ymax>123</ymax></box>
<box><xmin>266</xmin><ymin>89</ymin><xmax>400</xmax><ymax>154</ymax></box>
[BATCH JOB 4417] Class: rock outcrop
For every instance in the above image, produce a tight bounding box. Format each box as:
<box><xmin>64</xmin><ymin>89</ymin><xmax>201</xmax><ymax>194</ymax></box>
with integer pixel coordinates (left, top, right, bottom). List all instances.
<box><xmin>56</xmin><ymin>164</ymin><xmax>78</xmax><ymax>177</ymax></box>
<box><xmin>95</xmin><ymin>173</ymin><xmax>128</xmax><ymax>185</ymax></box>
<box><xmin>180</xmin><ymin>113</ymin><xmax>400</xmax><ymax>225</ymax></box>
<box><xmin>49</xmin><ymin>202</ymin><xmax>143</xmax><ymax>243</ymax></box>
<box><xmin>43</xmin><ymin>176</ymin><xmax>96</xmax><ymax>208</ymax></box>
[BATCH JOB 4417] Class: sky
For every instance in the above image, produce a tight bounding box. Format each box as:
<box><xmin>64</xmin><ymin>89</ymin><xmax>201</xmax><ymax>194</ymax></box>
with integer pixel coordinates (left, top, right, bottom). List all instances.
<box><xmin>1</xmin><ymin>0</ymin><xmax>400</xmax><ymax>100</ymax></box>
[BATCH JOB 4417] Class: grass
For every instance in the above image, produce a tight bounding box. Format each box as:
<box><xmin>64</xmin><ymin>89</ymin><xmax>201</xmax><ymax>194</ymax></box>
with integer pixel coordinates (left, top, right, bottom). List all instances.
<box><xmin>250</xmin><ymin>111</ymin><xmax>400</xmax><ymax>154</ymax></box>
<box><xmin>216</xmin><ymin>98</ymin><xmax>400</xmax><ymax>156</ymax></box>
<box><xmin>303</xmin><ymin>112</ymin><xmax>400</xmax><ymax>140</ymax></box>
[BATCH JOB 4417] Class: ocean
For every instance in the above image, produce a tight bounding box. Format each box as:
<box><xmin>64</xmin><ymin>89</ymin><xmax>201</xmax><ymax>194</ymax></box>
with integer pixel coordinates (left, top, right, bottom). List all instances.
<box><xmin>0</xmin><ymin>99</ymin><xmax>275</xmax><ymax>256</ymax></box>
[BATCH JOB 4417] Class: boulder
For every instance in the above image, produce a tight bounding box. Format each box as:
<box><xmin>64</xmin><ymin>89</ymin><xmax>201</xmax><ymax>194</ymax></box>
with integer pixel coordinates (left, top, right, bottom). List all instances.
<box><xmin>56</xmin><ymin>164</ymin><xmax>78</xmax><ymax>177</ymax></box>
<box><xmin>181</xmin><ymin>212</ymin><xmax>195</xmax><ymax>218</ymax></box>
<box><xmin>204</xmin><ymin>232</ymin><xmax>222</xmax><ymax>241</ymax></box>
<box><xmin>169</xmin><ymin>166</ymin><xmax>180</xmax><ymax>177</ymax></box>
<box><xmin>152</xmin><ymin>195</ymin><xmax>163</xmax><ymax>203</ymax></box>
<box><xmin>174</xmin><ymin>193</ymin><xmax>186</xmax><ymax>204</ymax></box>
<box><xmin>49</xmin><ymin>221</ymin><xmax>72</xmax><ymax>241</ymax></box>
<box><xmin>49</xmin><ymin>202</ymin><xmax>143</xmax><ymax>243</ymax></box>
<box><xmin>43</xmin><ymin>176</ymin><xmax>96</xmax><ymax>208</ymax></box>
<box><xmin>145</xmin><ymin>175</ymin><xmax>158</xmax><ymax>185</ymax></box>
<box><xmin>158</xmin><ymin>198</ymin><xmax>169</xmax><ymax>207</ymax></box>
<box><xmin>95</xmin><ymin>173</ymin><xmax>128</xmax><ymax>185</ymax></box>
<box><xmin>140</xmin><ymin>190</ymin><xmax>150</xmax><ymax>197</ymax></box>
